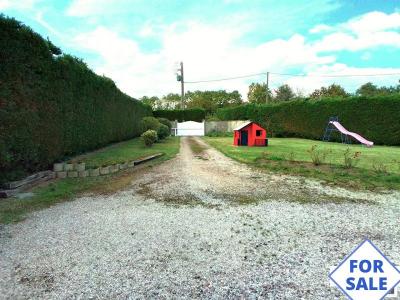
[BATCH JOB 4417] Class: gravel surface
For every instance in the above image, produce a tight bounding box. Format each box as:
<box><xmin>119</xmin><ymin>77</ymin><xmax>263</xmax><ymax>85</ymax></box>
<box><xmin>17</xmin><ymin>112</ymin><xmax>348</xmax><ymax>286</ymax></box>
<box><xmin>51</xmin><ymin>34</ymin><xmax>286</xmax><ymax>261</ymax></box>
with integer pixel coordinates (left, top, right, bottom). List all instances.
<box><xmin>1</xmin><ymin>137</ymin><xmax>399</xmax><ymax>299</ymax></box>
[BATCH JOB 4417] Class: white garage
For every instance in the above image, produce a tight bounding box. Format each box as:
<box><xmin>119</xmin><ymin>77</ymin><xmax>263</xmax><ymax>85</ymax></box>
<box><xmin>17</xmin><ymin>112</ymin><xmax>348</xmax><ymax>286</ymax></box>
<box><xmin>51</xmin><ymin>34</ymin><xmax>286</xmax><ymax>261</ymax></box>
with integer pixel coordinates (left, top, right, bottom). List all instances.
<box><xmin>173</xmin><ymin>121</ymin><xmax>205</xmax><ymax>136</ymax></box>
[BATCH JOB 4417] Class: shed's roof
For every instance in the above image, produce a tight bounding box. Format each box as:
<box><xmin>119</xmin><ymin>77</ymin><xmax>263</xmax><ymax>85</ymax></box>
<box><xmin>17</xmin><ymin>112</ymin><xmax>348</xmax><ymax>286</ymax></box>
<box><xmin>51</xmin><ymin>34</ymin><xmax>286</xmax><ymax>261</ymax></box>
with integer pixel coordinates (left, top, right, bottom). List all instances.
<box><xmin>233</xmin><ymin>121</ymin><xmax>253</xmax><ymax>131</ymax></box>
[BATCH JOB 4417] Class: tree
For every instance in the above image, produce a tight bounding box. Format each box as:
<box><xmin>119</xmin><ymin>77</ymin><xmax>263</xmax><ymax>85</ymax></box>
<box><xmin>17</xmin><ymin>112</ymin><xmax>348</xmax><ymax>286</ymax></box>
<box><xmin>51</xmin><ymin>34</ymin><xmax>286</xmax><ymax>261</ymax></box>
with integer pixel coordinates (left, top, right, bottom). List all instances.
<box><xmin>310</xmin><ymin>84</ymin><xmax>349</xmax><ymax>99</ymax></box>
<box><xmin>140</xmin><ymin>96</ymin><xmax>160</xmax><ymax>109</ymax></box>
<box><xmin>161</xmin><ymin>93</ymin><xmax>181</xmax><ymax>109</ymax></box>
<box><xmin>247</xmin><ymin>83</ymin><xmax>272</xmax><ymax>104</ymax></box>
<box><xmin>356</xmin><ymin>82</ymin><xmax>379</xmax><ymax>97</ymax></box>
<box><xmin>185</xmin><ymin>90</ymin><xmax>242</xmax><ymax>113</ymax></box>
<box><xmin>274</xmin><ymin>84</ymin><xmax>295</xmax><ymax>101</ymax></box>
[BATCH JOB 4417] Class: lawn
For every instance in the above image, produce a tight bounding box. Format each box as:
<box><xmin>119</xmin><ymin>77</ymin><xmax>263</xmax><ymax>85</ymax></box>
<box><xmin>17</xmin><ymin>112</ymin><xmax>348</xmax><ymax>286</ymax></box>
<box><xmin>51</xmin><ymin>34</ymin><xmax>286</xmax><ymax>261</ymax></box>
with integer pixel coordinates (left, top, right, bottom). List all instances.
<box><xmin>0</xmin><ymin>137</ymin><xmax>180</xmax><ymax>224</ymax></box>
<box><xmin>69</xmin><ymin>136</ymin><xmax>180</xmax><ymax>168</ymax></box>
<box><xmin>204</xmin><ymin>137</ymin><xmax>400</xmax><ymax>190</ymax></box>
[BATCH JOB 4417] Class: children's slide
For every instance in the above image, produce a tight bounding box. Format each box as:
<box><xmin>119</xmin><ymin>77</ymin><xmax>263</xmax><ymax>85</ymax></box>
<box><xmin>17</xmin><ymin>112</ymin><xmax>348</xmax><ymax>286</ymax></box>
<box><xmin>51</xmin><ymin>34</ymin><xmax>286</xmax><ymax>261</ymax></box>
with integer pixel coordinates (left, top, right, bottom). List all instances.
<box><xmin>329</xmin><ymin>121</ymin><xmax>374</xmax><ymax>147</ymax></box>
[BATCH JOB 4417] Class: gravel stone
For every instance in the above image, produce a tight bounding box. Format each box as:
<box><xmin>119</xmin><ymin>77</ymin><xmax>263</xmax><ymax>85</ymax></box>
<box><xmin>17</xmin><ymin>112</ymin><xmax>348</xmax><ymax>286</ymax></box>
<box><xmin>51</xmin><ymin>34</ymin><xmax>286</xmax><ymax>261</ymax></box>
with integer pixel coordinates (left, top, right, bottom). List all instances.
<box><xmin>0</xmin><ymin>137</ymin><xmax>399</xmax><ymax>299</ymax></box>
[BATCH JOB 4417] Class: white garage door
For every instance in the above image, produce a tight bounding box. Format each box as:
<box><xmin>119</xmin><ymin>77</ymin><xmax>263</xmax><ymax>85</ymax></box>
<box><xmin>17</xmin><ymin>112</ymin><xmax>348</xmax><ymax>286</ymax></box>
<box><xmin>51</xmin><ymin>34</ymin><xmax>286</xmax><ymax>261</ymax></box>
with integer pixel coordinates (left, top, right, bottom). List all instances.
<box><xmin>176</xmin><ymin>121</ymin><xmax>205</xmax><ymax>136</ymax></box>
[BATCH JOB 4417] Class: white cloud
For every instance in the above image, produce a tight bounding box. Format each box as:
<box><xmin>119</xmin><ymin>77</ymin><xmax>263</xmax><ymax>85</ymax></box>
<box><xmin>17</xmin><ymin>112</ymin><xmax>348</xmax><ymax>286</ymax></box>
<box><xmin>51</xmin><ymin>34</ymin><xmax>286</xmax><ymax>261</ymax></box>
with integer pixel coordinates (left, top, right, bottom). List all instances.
<box><xmin>309</xmin><ymin>24</ymin><xmax>332</xmax><ymax>34</ymax></box>
<box><xmin>313</xmin><ymin>11</ymin><xmax>400</xmax><ymax>52</ymax></box>
<box><xmin>0</xmin><ymin>0</ymin><xmax>38</xmax><ymax>10</ymax></box>
<box><xmin>345</xmin><ymin>11</ymin><xmax>400</xmax><ymax>34</ymax></box>
<box><xmin>69</xmin><ymin>10</ymin><xmax>400</xmax><ymax>100</ymax></box>
<box><xmin>66</xmin><ymin>0</ymin><xmax>131</xmax><ymax>17</ymax></box>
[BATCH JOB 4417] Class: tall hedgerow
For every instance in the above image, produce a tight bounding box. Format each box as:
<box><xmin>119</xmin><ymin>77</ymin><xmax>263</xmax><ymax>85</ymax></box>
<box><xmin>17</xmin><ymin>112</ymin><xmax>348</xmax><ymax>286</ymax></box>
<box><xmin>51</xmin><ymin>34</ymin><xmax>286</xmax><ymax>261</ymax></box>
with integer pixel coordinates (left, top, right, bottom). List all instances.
<box><xmin>153</xmin><ymin>108</ymin><xmax>205</xmax><ymax>122</ymax></box>
<box><xmin>0</xmin><ymin>15</ymin><xmax>151</xmax><ymax>183</ymax></box>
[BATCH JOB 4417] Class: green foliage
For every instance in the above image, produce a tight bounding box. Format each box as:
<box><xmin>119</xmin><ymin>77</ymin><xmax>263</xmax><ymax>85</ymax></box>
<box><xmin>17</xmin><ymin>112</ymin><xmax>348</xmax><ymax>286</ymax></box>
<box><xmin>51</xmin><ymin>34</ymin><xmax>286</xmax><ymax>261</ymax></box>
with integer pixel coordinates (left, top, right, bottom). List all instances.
<box><xmin>343</xmin><ymin>148</ymin><xmax>361</xmax><ymax>169</ymax></box>
<box><xmin>185</xmin><ymin>90</ymin><xmax>242</xmax><ymax>113</ymax></box>
<box><xmin>215</xmin><ymin>96</ymin><xmax>400</xmax><ymax>145</ymax></box>
<box><xmin>356</xmin><ymin>81</ymin><xmax>400</xmax><ymax>97</ymax></box>
<box><xmin>141</xmin><ymin>117</ymin><xmax>161</xmax><ymax>132</ymax></box>
<box><xmin>157</xmin><ymin>124</ymin><xmax>170</xmax><ymax>140</ymax></box>
<box><xmin>154</xmin><ymin>108</ymin><xmax>206</xmax><ymax>122</ymax></box>
<box><xmin>274</xmin><ymin>84</ymin><xmax>295</xmax><ymax>102</ymax></box>
<box><xmin>307</xmin><ymin>145</ymin><xmax>330</xmax><ymax>166</ymax></box>
<box><xmin>0</xmin><ymin>15</ymin><xmax>151</xmax><ymax>184</ymax></box>
<box><xmin>248</xmin><ymin>82</ymin><xmax>272</xmax><ymax>104</ymax></box>
<box><xmin>141</xmin><ymin>130</ymin><xmax>158</xmax><ymax>147</ymax></box>
<box><xmin>157</xmin><ymin>118</ymin><xmax>172</xmax><ymax>130</ymax></box>
<box><xmin>310</xmin><ymin>84</ymin><xmax>349</xmax><ymax>99</ymax></box>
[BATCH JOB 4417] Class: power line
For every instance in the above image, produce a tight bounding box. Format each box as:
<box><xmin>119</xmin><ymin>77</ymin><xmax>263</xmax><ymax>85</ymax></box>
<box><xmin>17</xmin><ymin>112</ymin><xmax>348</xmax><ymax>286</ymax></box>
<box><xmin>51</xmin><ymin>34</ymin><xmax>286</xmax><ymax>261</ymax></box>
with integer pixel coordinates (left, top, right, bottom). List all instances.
<box><xmin>270</xmin><ymin>72</ymin><xmax>400</xmax><ymax>78</ymax></box>
<box><xmin>184</xmin><ymin>72</ymin><xmax>267</xmax><ymax>84</ymax></box>
<box><xmin>184</xmin><ymin>71</ymin><xmax>400</xmax><ymax>84</ymax></box>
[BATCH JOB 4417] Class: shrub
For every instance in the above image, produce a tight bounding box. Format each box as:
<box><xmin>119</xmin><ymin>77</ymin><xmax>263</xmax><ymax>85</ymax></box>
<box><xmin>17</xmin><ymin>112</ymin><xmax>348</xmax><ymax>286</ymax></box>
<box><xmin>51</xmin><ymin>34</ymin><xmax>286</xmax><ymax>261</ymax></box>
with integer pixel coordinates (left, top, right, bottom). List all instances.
<box><xmin>307</xmin><ymin>145</ymin><xmax>330</xmax><ymax>166</ymax></box>
<box><xmin>215</xmin><ymin>96</ymin><xmax>400</xmax><ymax>145</ymax></box>
<box><xmin>141</xmin><ymin>130</ymin><xmax>158</xmax><ymax>147</ymax></box>
<box><xmin>157</xmin><ymin>124</ymin><xmax>170</xmax><ymax>140</ymax></box>
<box><xmin>157</xmin><ymin>118</ymin><xmax>172</xmax><ymax>130</ymax></box>
<box><xmin>154</xmin><ymin>108</ymin><xmax>206</xmax><ymax>122</ymax></box>
<box><xmin>141</xmin><ymin>117</ymin><xmax>160</xmax><ymax>132</ymax></box>
<box><xmin>0</xmin><ymin>15</ymin><xmax>151</xmax><ymax>184</ymax></box>
<box><xmin>343</xmin><ymin>148</ymin><xmax>361</xmax><ymax>169</ymax></box>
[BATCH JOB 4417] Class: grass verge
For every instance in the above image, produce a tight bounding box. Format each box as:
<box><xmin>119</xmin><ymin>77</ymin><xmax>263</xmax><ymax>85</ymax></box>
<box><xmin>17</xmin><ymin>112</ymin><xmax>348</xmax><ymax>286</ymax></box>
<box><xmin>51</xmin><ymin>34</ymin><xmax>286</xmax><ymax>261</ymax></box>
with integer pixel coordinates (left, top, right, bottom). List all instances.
<box><xmin>69</xmin><ymin>136</ymin><xmax>180</xmax><ymax>168</ymax></box>
<box><xmin>204</xmin><ymin>137</ymin><xmax>400</xmax><ymax>190</ymax></box>
<box><xmin>0</xmin><ymin>137</ymin><xmax>180</xmax><ymax>224</ymax></box>
<box><xmin>187</xmin><ymin>137</ymin><xmax>208</xmax><ymax>154</ymax></box>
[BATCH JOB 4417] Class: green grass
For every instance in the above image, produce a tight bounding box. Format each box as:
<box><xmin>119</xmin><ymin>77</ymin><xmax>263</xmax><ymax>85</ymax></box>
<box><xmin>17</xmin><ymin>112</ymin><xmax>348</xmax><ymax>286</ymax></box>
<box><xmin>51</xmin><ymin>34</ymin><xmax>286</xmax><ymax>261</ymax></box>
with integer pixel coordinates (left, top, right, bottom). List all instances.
<box><xmin>187</xmin><ymin>137</ymin><xmax>208</xmax><ymax>154</ymax></box>
<box><xmin>204</xmin><ymin>137</ymin><xmax>400</xmax><ymax>190</ymax></box>
<box><xmin>69</xmin><ymin>136</ymin><xmax>180</xmax><ymax>168</ymax></box>
<box><xmin>0</xmin><ymin>137</ymin><xmax>180</xmax><ymax>224</ymax></box>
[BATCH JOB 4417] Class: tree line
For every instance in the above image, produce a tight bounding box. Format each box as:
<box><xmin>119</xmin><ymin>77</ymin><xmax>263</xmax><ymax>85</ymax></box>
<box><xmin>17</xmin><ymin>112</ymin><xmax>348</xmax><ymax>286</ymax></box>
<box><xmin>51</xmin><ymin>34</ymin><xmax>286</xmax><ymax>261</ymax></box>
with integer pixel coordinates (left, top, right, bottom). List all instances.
<box><xmin>141</xmin><ymin>80</ymin><xmax>400</xmax><ymax>114</ymax></box>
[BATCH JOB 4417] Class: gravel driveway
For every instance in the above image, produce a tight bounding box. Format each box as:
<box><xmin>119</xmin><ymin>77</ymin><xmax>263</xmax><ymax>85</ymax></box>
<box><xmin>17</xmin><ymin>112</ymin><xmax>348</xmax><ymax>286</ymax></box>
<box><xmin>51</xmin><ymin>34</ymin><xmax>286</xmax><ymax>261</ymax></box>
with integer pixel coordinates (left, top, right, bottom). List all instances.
<box><xmin>1</xmin><ymin>137</ymin><xmax>399</xmax><ymax>299</ymax></box>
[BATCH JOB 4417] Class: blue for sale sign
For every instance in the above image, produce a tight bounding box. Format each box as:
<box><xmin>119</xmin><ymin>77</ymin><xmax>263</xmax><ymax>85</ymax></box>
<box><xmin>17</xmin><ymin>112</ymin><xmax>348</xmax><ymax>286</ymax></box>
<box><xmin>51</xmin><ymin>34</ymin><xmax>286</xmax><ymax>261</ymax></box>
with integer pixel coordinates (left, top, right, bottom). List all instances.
<box><xmin>329</xmin><ymin>239</ymin><xmax>400</xmax><ymax>300</ymax></box>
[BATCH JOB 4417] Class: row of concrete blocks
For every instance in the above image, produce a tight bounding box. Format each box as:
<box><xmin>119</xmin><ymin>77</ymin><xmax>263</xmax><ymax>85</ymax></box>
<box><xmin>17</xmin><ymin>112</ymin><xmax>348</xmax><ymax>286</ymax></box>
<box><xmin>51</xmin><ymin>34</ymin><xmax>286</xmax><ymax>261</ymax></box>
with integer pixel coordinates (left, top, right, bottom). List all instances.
<box><xmin>53</xmin><ymin>162</ymin><xmax>86</xmax><ymax>172</ymax></box>
<box><xmin>54</xmin><ymin>161</ymin><xmax>134</xmax><ymax>179</ymax></box>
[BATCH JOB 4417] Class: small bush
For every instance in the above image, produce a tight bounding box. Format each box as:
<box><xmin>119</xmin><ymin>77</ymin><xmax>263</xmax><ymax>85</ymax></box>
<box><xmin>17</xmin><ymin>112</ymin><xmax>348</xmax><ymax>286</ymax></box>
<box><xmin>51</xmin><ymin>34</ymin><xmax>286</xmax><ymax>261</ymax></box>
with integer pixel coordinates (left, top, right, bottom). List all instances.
<box><xmin>141</xmin><ymin>117</ymin><xmax>160</xmax><ymax>132</ymax></box>
<box><xmin>343</xmin><ymin>148</ymin><xmax>361</xmax><ymax>169</ymax></box>
<box><xmin>141</xmin><ymin>130</ymin><xmax>158</xmax><ymax>147</ymax></box>
<box><xmin>372</xmin><ymin>160</ymin><xmax>388</xmax><ymax>174</ymax></box>
<box><xmin>307</xmin><ymin>145</ymin><xmax>330</xmax><ymax>166</ymax></box>
<box><xmin>157</xmin><ymin>118</ymin><xmax>172</xmax><ymax>130</ymax></box>
<box><xmin>157</xmin><ymin>124</ymin><xmax>170</xmax><ymax>140</ymax></box>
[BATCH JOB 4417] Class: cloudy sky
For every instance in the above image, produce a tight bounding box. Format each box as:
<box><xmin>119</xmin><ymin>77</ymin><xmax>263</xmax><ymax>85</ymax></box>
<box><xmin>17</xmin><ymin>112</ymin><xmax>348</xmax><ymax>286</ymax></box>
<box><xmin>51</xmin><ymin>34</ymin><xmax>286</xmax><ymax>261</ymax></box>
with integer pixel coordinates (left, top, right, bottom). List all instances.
<box><xmin>1</xmin><ymin>0</ymin><xmax>400</xmax><ymax>99</ymax></box>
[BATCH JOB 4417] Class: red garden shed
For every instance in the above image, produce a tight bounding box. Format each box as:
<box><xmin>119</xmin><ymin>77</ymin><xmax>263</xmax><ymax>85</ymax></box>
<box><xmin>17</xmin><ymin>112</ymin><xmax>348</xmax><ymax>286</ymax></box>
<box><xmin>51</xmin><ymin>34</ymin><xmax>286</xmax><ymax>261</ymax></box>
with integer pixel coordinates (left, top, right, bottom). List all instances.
<box><xmin>233</xmin><ymin>121</ymin><xmax>268</xmax><ymax>147</ymax></box>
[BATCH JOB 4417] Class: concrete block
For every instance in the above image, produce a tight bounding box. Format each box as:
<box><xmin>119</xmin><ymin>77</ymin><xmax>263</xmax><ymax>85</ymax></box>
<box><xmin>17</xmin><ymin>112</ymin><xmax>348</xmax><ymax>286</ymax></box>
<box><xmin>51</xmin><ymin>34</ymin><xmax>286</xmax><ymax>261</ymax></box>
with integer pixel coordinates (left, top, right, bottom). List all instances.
<box><xmin>100</xmin><ymin>166</ymin><xmax>110</xmax><ymax>175</ymax></box>
<box><xmin>64</xmin><ymin>164</ymin><xmax>74</xmax><ymax>171</ymax></box>
<box><xmin>119</xmin><ymin>163</ymin><xmax>128</xmax><ymax>170</ymax></box>
<box><xmin>57</xmin><ymin>171</ymin><xmax>67</xmax><ymax>179</ymax></box>
<box><xmin>89</xmin><ymin>168</ymin><xmax>100</xmax><ymax>177</ymax></box>
<box><xmin>53</xmin><ymin>163</ymin><xmax>64</xmax><ymax>172</ymax></box>
<box><xmin>75</xmin><ymin>163</ymin><xmax>86</xmax><ymax>172</ymax></box>
<box><xmin>78</xmin><ymin>170</ymin><xmax>89</xmax><ymax>178</ymax></box>
<box><xmin>110</xmin><ymin>164</ymin><xmax>119</xmax><ymax>173</ymax></box>
<box><xmin>67</xmin><ymin>171</ymin><xmax>78</xmax><ymax>178</ymax></box>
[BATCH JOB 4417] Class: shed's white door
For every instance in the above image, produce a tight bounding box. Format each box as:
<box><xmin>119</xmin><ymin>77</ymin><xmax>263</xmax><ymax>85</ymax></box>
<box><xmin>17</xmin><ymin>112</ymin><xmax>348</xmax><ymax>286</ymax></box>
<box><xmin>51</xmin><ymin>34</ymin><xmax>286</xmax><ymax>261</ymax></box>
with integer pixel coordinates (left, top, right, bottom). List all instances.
<box><xmin>176</xmin><ymin>121</ymin><xmax>205</xmax><ymax>136</ymax></box>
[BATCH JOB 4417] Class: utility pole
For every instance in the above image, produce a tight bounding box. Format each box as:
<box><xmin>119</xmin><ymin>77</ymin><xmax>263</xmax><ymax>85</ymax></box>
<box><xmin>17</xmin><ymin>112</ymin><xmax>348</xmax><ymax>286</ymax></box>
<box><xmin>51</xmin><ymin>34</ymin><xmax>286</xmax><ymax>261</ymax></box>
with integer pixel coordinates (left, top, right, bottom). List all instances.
<box><xmin>266</xmin><ymin>71</ymin><xmax>270</xmax><ymax>103</ymax></box>
<box><xmin>177</xmin><ymin>62</ymin><xmax>185</xmax><ymax>109</ymax></box>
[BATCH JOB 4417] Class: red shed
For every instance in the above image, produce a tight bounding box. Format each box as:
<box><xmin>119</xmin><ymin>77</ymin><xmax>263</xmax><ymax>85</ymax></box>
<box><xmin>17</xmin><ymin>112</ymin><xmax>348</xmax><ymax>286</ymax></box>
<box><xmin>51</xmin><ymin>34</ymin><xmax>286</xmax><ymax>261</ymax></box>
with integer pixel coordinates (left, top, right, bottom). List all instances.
<box><xmin>233</xmin><ymin>121</ymin><xmax>268</xmax><ymax>147</ymax></box>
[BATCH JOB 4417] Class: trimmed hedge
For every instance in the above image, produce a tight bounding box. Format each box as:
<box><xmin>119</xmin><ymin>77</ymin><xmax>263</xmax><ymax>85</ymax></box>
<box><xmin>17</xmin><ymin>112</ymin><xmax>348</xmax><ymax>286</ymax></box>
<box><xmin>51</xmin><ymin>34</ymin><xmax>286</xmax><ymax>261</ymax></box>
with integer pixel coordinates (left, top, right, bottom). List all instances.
<box><xmin>0</xmin><ymin>15</ymin><xmax>152</xmax><ymax>184</ymax></box>
<box><xmin>215</xmin><ymin>96</ymin><xmax>400</xmax><ymax>146</ymax></box>
<box><xmin>153</xmin><ymin>108</ymin><xmax>205</xmax><ymax>122</ymax></box>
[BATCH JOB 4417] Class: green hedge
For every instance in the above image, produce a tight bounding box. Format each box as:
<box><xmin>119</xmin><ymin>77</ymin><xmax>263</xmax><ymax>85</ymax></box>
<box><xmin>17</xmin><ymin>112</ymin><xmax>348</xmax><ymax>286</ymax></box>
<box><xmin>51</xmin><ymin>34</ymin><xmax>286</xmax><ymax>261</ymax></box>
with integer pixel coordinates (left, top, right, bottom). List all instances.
<box><xmin>215</xmin><ymin>96</ymin><xmax>400</xmax><ymax>146</ymax></box>
<box><xmin>0</xmin><ymin>15</ymin><xmax>152</xmax><ymax>184</ymax></box>
<box><xmin>153</xmin><ymin>108</ymin><xmax>205</xmax><ymax>122</ymax></box>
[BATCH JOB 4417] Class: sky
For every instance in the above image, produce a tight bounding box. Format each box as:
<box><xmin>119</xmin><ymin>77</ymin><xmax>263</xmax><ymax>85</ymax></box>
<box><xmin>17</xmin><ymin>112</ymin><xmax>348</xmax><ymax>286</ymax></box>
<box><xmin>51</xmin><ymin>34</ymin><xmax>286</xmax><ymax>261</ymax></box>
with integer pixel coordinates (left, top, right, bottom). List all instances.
<box><xmin>1</xmin><ymin>0</ymin><xmax>400</xmax><ymax>100</ymax></box>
